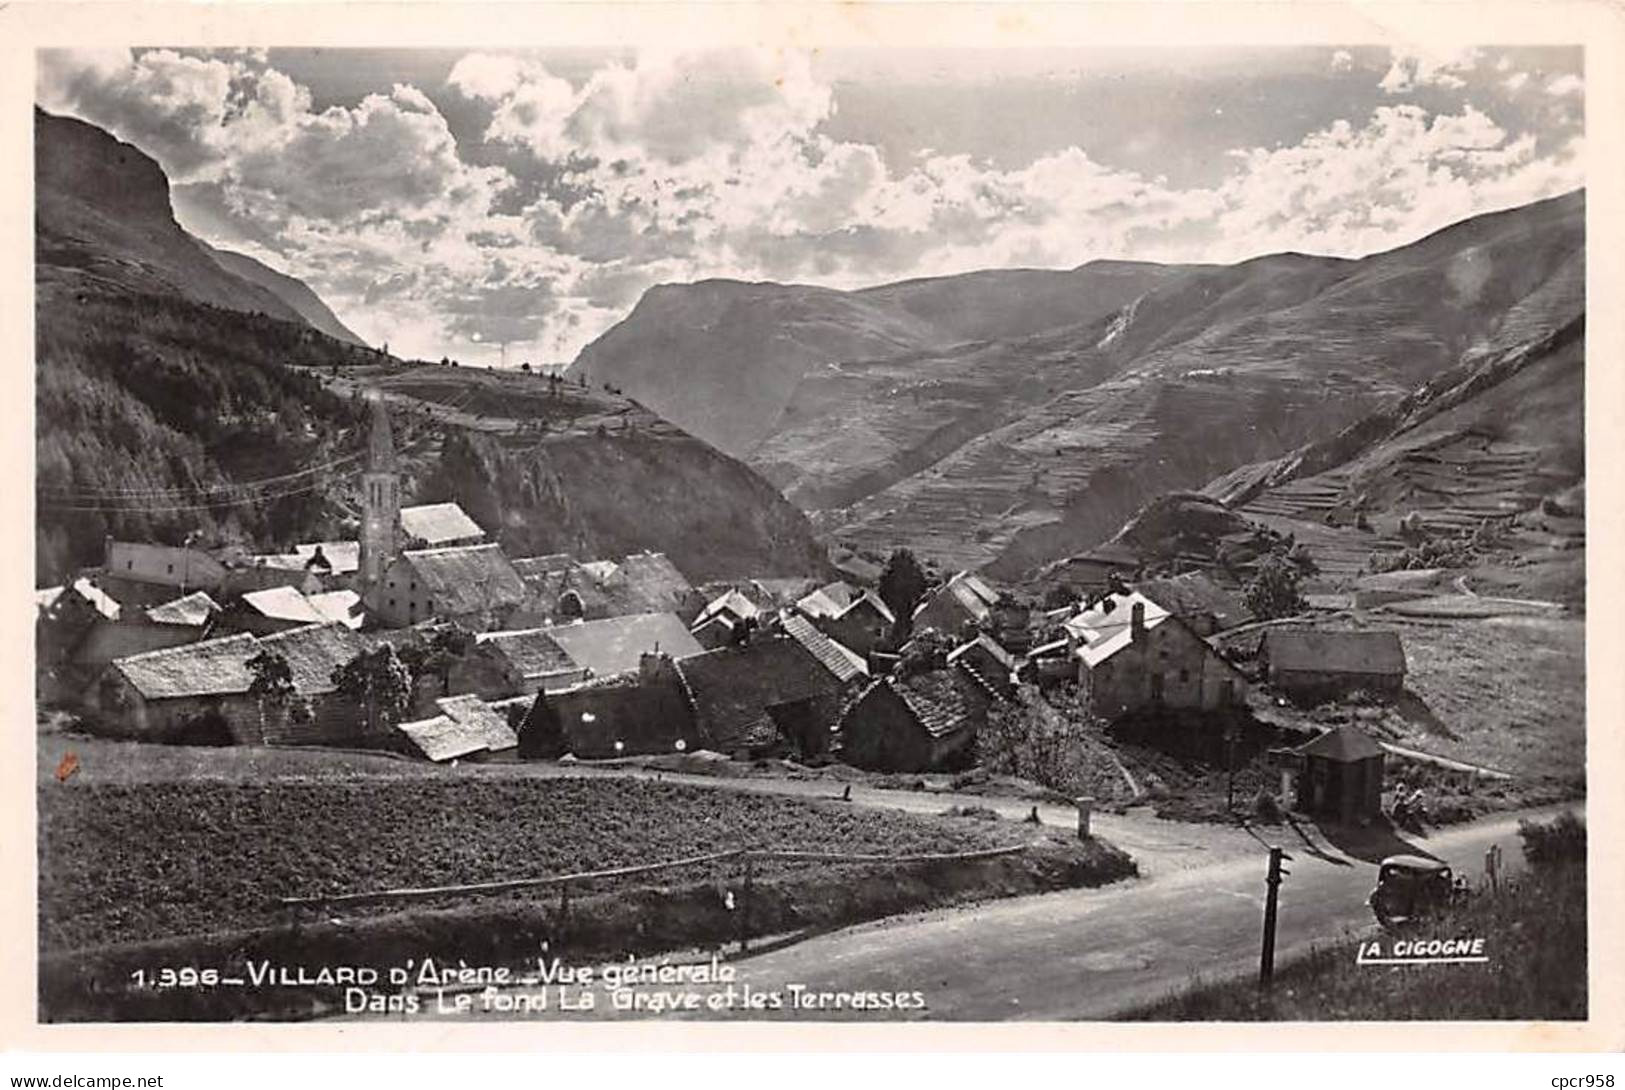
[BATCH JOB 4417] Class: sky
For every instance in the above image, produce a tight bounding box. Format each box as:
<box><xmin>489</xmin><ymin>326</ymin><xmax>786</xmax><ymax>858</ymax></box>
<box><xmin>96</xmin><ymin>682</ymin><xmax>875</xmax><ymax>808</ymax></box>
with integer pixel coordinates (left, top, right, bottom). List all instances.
<box><xmin>37</xmin><ymin>44</ymin><xmax>1584</xmax><ymax>366</ymax></box>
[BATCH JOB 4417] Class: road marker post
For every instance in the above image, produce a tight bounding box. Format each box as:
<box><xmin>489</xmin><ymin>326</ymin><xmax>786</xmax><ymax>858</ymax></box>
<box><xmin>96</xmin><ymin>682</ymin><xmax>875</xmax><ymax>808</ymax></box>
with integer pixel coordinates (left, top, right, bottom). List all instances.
<box><xmin>1075</xmin><ymin>796</ymin><xmax>1095</xmax><ymax>840</ymax></box>
<box><xmin>1259</xmin><ymin>846</ymin><xmax>1290</xmax><ymax>987</ymax></box>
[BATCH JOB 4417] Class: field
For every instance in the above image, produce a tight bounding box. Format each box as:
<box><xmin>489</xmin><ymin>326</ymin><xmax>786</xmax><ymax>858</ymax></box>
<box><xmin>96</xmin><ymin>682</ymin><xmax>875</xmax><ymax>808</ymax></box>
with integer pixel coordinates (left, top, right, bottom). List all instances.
<box><xmin>39</xmin><ymin>759</ymin><xmax>1135</xmax><ymax>1020</ymax></box>
<box><xmin>38</xmin><ymin>776</ymin><xmax>1077</xmax><ymax>953</ymax></box>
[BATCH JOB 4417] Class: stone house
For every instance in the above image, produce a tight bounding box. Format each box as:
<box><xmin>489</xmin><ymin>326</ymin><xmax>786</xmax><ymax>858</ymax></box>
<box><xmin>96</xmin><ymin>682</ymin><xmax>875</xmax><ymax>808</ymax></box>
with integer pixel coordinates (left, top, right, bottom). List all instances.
<box><xmin>88</xmin><ymin>622</ymin><xmax>370</xmax><ymax>745</ymax></box>
<box><xmin>520</xmin><ymin>652</ymin><xmax>696</xmax><ymax>759</ymax></box>
<box><xmin>911</xmin><ymin>571</ymin><xmax>1000</xmax><ymax>639</ymax></box>
<box><xmin>1065</xmin><ymin>590</ymin><xmax>1248</xmax><ymax>720</ymax></box>
<box><xmin>675</xmin><ymin>634</ymin><xmax>852</xmax><ymax>758</ymax></box>
<box><xmin>836</xmin><ymin>669</ymin><xmax>988</xmax><ymax>773</ymax></box>
<box><xmin>819</xmin><ymin>591</ymin><xmax>895</xmax><ymax>658</ymax></box>
<box><xmin>450</xmin><ymin>627</ymin><xmax>590</xmax><ymax>700</ymax></box>
<box><xmin>103</xmin><ymin>539</ymin><xmax>228</xmax><ymax>596</ymax></box>
<box><xmin>366</xmin><ymin>543</ymin><xmax>529</xmax><ymax>629</ymax></box>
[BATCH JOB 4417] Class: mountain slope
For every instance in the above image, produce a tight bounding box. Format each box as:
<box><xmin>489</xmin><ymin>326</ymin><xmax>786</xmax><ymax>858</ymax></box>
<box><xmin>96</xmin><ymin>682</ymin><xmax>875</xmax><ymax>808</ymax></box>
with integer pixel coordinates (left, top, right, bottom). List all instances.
<box><xmin>34</xmin><ymin>108</ymin><xmax>309</xmax><ymax>325</ymax></box>
<box><xmin>202</xmin><ymin>243</ymin><xmax>368</xmax><ymax>347</ymax></box>
<box><xmin>832</xmin><ymin>191</ymin><xmax>1585</xmax><ymax>576</ymax></box>
<box><xmin>34</xmin><ymin>110</ymin><xmax>826</xmax><ymax>585</ymax></box>
<box><xmin>568</xmin><ymin>262</ymin><xmax>1188</xmax><ymax>457</ymax></box>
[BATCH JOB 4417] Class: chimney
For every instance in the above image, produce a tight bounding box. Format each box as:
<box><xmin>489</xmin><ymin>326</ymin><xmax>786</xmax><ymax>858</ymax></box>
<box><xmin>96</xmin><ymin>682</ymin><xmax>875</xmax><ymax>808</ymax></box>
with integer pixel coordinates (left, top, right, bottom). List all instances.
<box><xmin>1131</xmin><ymin>601</ymin><xmax>1146</xmax><ymax>642</ymax></box>
<box><xmin>639</xmin><ymin>649</ymin><xmax>669</xmax><ymax>684</ymax></box>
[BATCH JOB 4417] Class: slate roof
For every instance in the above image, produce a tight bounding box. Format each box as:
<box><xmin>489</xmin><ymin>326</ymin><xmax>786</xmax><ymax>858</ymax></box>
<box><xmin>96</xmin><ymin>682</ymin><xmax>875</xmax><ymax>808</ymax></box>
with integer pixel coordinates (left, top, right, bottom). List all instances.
<box><xmin>437</xmin><ymin>693</ymin><xmax>518</xmax><ymax>751</ymax></box>
<box><xmin>511</xmin><ymin>553</ymin><xmax>575</xmax><ymax>579</ymax></box>
<box><xmin>251</xmin><ymin>541</ymin><xmax>360</xmax><ymax>574</ymax></box>
<box><xmin>696</xmin><ymin>589</ymin><xmax>760</xmax><ymax>627</ymax></box>
<box><xmin>398</xmin><ymin>544</ymin><xmax>527</xmax><ymax>616</ymax></box>
<box><xmin>397</xmin><ymin>713</ymin><xmax>489</xmax><ymax>762</ymax></box>
<box><xmin>748</xmin><ymin>578</ymin><xmax>818</xmax><ymax>607</ymax></box>
<box><xmin>796</xmin><ymin>581</ymin><xmax>858</xmax><ymax>620</ymax></box>
<box><xmin>293</xmin><ymin>541</ymin><xmax>360</xmax><ymax>574</ymax></box>
<box><xmin>239</xmin><ymin>587</ymin><xmax>360</xmax><ymax>628</ymax></box>
<box><xmin>112</xmin><ymin>633</ymin><xmax>260</xmax><ymax>699</ymax></box>
<box><xmin>254</xmin><ymin>622</ymin><xmax>371</xmax><ymax>695</ymax></box>
<box><xmin>242</xmin><ymin>586</ymin><xmax>326</xmax><ymax>625</ymax></box>
<box><xmin>544</xmin><ymin>612</ymin><xmax>703</xmax><ymax>678</ymax></box>
<box><xmin>307</xmin><ymin>589</ymin><xmax>363</xmax><ymax>629</ymax></box>
<box><xmin>675</xmin><ymin>636</ymin><xmax>840</xmax><ymax>751</ymax></box>
<box><xmin>839</xmin><ymin>590</ymin><xmax>896</xmax><ymax>625</ymax></box>
<box><xmin>145</xmin><ymin>590</ymin><xmax>220</xmax><ymax>627</ymax></box>
<box><xmin>916</xmin><ymin>571</ymin><xmax>1000</xmax><ymax>625</ymax></box>
<box><xmin>37</xmin><ymin>578</ymin><xmax>122</xmax><ymax>621</ymax></box>
<box><xmin>476</xmin><ymin>627</ymin><xmax>579</xmax><ymax>682</ymax></box>
<box><xmin>401</xmin><ymin>502</ymin><xmax>485</xmax><ymax>546</ymax></box>
<box><xmin>1294</xmin><ymin>724</ymin><xmax>1387</xmax><ymax>763</ymax></box>
<box><xmin>863</xmin><ymin>670</ymin><xmax>989</xmax><ymax>740</ymax></box>
<box><xmin>1064</xmin><ymin>590</ymin><xmax>1172</xmax><ymax>668</ymax></box>
<box><xmin>605</xmin><ymin>552</ymin><xmax>696</xmax><ymax>616</ymax></box>
<box><xmin>947</xmin><ymin>634</ymin><xmax>1017</xmax><ymax>697</ymax></box>
<box><xmin>1264</xmin><ymin>629</ymin><xmax>1407</xmax><ymax>677</ymax></box>
<box><xmin>780</xmin><ymin>612</ymin><xmax>868</xmax><ymax>684</ymax></box>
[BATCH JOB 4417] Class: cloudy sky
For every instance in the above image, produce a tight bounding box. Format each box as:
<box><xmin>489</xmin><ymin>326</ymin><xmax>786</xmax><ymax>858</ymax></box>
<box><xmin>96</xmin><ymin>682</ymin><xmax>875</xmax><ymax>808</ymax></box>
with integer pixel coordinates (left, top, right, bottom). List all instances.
<box><xmin>38</xmin><ymin>44</ymin><xmax>1583</xmax><ymax>365</ymax></box>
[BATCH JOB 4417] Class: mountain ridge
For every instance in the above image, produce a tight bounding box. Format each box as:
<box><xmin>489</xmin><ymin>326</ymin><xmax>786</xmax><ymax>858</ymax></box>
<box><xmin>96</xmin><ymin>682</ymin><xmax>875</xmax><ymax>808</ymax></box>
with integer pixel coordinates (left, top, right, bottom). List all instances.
<box><xmin>571</xmin><ymin>189</ymin><xmax>1584</xmax><ymax>578</ymax></box>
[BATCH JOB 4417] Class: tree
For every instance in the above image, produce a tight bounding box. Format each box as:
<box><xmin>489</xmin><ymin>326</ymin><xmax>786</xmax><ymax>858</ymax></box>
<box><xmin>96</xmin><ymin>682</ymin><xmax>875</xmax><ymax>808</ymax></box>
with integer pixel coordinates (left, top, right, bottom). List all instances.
<box><xmin>247</xmin><ymin>649</ymin><xmax>295</xmax><ymax>741</ymax></box>
<box><xmin>978</xmin><ymin>685</ymin><xmax>1101</xmax><ymax>792</ymax></box>
<box><xmin>331</xmin><ymin>645</ymin><xmax>412</xmax><ymax>735</ymax></box>
<box><xmin>1244</xmin><ymin>553</ymin><xmax>1308</xmax><ymax>620</ymax></box>
<box><xmin>518</xmin><ymin>689</ymin><xmax>567</xmax><ymax>759</ymax></box>
<box><xmin>397</xmin><ymin>624</ymin><xmax>474</xmax><ymax>696</ymax></box>
<box><xmin>878</xmin><ymin>548</ymin><xmax>929</xmax><ymax>629</ymax></box>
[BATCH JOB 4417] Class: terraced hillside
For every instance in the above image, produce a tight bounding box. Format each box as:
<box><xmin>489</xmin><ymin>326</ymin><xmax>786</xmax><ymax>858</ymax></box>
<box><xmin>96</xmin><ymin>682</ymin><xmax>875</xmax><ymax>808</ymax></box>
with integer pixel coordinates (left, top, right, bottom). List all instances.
<box><xmin>830</xmin><ymin>192</ymin><xmax>1584</xmax><ymax>577</ymax></box>
<box><xmin>571</xmin><ymin>262</ymin><xmax>1192</xmax><ymax>466</ymax></box>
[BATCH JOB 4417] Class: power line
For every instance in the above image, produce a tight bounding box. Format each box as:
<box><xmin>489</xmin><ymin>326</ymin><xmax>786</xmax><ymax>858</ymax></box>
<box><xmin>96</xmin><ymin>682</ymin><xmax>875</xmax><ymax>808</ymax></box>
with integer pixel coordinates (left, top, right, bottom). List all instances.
<box><xmin>38</xmin><ymin>385</ymin><xmax>479</xmax><ymax>506</ymax></box>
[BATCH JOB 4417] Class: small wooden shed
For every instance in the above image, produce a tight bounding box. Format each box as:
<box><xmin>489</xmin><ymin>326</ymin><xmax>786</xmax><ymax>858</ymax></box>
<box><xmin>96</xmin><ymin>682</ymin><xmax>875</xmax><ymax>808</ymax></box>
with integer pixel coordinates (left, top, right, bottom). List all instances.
<box><xmin>1290</xmin><ymin>724</ymin><xmax>1386</xmax><ymax>824</ymax></box>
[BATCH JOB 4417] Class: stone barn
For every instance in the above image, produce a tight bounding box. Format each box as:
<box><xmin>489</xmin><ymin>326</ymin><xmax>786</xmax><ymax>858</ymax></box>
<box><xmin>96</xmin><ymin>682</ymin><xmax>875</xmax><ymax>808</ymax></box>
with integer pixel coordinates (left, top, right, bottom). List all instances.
<box><xmin>1261</xmin><ymin>629</ymin><xmax>1406</xmax><ymax>703</ymax></box>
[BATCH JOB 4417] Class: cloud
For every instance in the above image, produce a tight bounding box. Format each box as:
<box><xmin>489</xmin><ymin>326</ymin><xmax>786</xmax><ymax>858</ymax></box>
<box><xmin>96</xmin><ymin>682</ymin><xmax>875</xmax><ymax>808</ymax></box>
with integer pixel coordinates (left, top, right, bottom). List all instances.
<box><xmin>1546</xmin><ymin>74</ymin><xmax>1583</xmax><ymax>97</ymax></box>
<box><xmin>1377</xmin><ymin>46</ymin><xmax>1479</xmax><ymax>94</ymax></box>
<box><xmin>36</xmin><ymin>46</ymin><xmax>1588</xmax><ymax>365</ymax></box>
<box><xmin>1207</xmin><ymin>104</ymin><xmax>1581</xmax><ymax>260</ymax></box>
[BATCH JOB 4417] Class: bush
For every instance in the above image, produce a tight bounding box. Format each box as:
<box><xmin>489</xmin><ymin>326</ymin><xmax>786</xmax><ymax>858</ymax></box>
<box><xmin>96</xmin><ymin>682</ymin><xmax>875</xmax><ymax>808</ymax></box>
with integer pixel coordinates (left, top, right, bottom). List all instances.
<box><xmin>1519</xmin><ymin>810</ymin><xmax>1586</xmax><ymax>866</ymax></box>
<box><xmin>940</xmin><ymin>805</ymin><xmax>1000</xmax><ymax>821</ymax></box>
<box><xmin>1251</xmin><ymin>788</ymin><xmax>1284</xmax><ymax>824</ymax></box>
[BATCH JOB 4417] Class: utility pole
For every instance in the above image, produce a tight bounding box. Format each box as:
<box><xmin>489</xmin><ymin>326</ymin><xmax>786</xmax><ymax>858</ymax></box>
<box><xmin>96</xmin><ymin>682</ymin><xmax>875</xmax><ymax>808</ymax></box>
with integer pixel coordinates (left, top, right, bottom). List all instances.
<box><xmin>1259</xmin><ymin>846</ymin><xmax>1290</xmax><ymax>987</ymax></box>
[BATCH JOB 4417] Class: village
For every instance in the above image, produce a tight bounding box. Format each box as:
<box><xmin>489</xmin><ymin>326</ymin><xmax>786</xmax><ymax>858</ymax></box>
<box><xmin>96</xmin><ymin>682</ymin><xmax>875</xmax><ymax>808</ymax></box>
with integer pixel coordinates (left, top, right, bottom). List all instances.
<box><xmin>34</xmin><ymin>389</ymin><xmax>1480</xmax><ymax>834</ymax></box>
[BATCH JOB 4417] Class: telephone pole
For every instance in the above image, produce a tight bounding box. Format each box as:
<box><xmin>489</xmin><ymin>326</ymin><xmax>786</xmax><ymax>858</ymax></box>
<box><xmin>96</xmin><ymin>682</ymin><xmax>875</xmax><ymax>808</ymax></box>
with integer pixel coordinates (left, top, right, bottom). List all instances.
<box><xmin>1259</xmin><ymin>846</ymin><xmax>1290</xmax><ymax>987</ymax></box>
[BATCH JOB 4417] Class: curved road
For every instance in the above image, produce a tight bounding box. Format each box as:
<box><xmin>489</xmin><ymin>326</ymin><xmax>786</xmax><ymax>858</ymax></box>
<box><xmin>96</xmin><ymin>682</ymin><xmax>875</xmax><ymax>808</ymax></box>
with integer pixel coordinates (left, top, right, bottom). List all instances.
<box><xmin>340</xmin><ymin>800</ymin><xmax>1575</xmax><ymax>1023</ymax></box>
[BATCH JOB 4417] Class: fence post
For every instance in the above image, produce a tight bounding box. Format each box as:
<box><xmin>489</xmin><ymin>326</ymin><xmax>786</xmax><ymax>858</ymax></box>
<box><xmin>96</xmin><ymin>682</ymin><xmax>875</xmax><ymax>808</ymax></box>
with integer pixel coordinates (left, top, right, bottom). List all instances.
<box><xmin>738</xmin><ymin>854</ymin><xmax>755</xmax><ymax>955</ymax></box>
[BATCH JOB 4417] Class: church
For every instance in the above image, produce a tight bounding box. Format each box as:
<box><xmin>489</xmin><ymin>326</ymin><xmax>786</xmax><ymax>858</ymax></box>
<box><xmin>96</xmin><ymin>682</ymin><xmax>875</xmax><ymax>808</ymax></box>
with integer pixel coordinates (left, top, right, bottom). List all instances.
<box><xmin>354</xmin><ymin>394</ymin><xmax>528</xmax><ymax>630</ymax></box>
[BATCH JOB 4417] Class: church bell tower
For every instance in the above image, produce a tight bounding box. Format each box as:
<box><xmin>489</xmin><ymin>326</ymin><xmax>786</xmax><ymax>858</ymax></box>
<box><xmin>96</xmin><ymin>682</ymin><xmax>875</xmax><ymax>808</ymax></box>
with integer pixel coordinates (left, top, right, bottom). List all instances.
<box><xmin>359</xmin><ymin>393</ymin><xmax>402</xmax><ymax>588</ymax></box>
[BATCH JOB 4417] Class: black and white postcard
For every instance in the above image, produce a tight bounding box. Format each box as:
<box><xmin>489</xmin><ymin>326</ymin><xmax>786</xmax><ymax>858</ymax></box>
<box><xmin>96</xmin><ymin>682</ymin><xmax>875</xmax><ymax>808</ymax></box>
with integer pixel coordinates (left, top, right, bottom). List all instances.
<box><xmin>4</xmin><ymin>0</ymin><xmax>1621</xmax><ymax>1057</ymax></box>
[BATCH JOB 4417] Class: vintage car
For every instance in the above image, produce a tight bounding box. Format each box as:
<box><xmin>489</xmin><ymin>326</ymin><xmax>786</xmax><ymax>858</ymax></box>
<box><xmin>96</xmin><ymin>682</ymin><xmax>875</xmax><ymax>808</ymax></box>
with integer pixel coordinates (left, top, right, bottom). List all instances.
<box><xmin>1367</xmin><ymin>854</ymin><xmax>1457</xmax><ymax>929</ymax></box>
